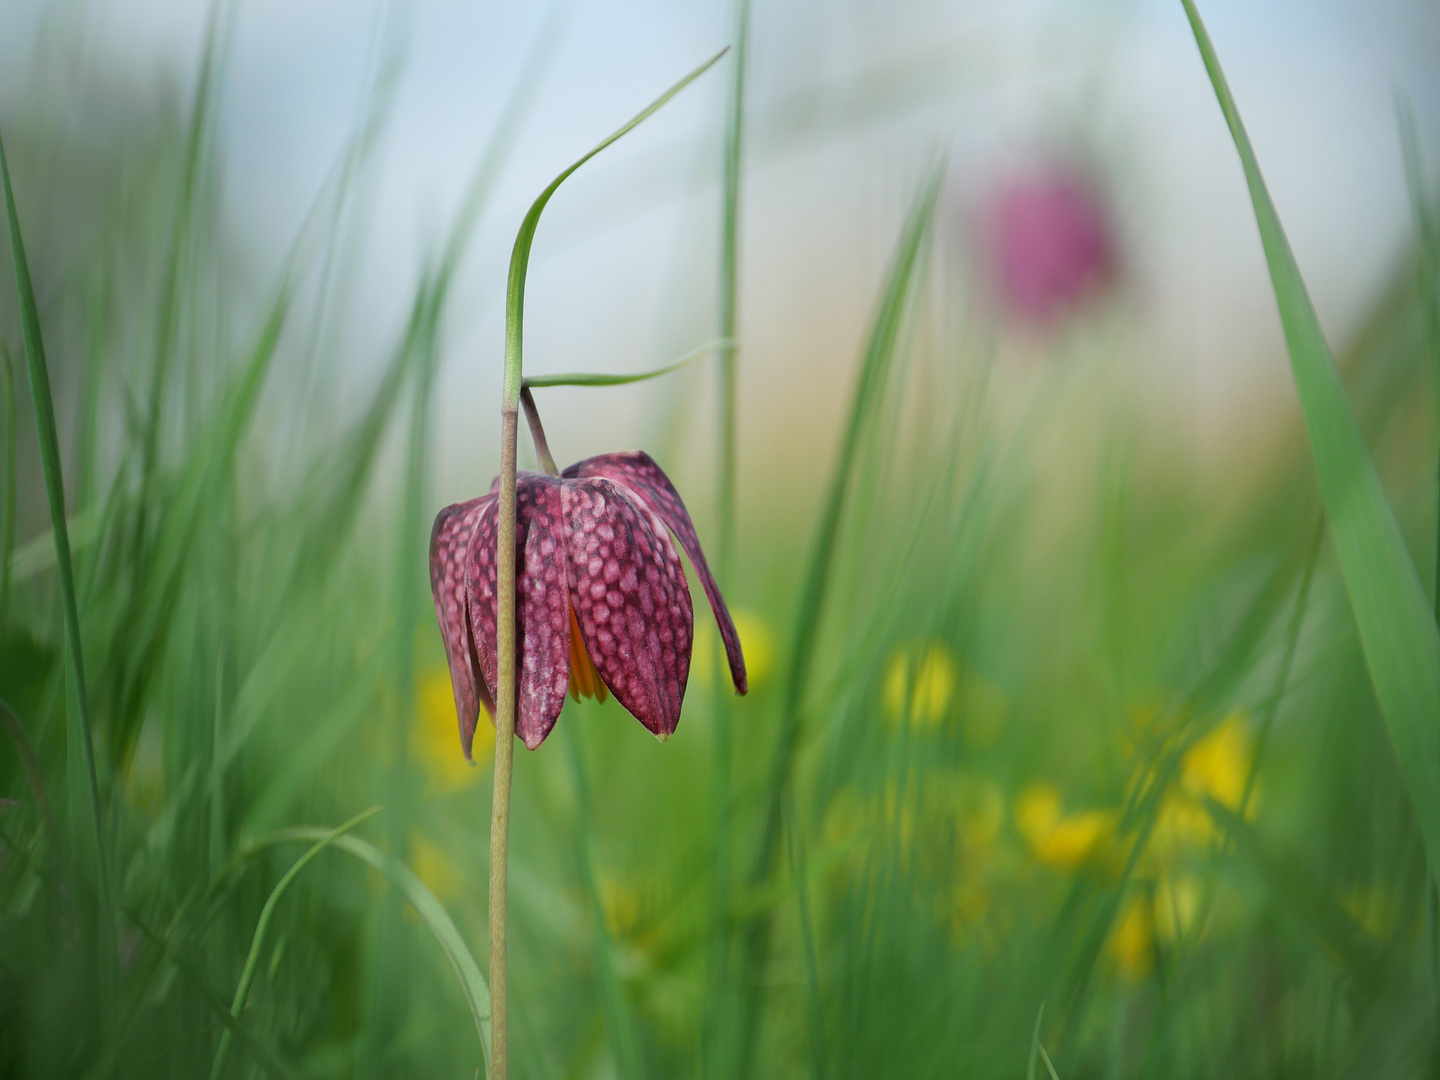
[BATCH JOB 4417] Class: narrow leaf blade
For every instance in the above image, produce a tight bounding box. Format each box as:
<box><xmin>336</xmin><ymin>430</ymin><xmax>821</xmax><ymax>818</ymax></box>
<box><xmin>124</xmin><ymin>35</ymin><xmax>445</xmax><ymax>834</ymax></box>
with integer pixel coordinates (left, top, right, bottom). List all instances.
<box><xmin>1181</xmin><ymin>0</ymin><xmax>1440</xmax><ymax>866</ymax></box>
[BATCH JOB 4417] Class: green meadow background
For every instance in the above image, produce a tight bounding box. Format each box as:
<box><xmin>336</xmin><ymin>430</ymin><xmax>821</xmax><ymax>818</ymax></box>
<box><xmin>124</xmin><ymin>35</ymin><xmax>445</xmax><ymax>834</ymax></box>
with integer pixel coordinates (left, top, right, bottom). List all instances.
<box><xmin>2</xmin><ymin>1</ymin><xmax>1440</xmax><ymax>1077</ymax></box>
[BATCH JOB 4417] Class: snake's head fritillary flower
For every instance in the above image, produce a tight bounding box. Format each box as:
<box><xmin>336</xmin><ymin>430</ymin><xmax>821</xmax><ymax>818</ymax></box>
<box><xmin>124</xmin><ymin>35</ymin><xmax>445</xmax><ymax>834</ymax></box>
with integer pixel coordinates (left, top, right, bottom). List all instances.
<box><xmin>429</xmin><ymin>451</ymin><xmax>747</xmax><ymax>755</ymax></box>
<box><xmin>984</xmin><ymin>163</ymin><xmax>1116</xmax><ymax>326</ymax></box>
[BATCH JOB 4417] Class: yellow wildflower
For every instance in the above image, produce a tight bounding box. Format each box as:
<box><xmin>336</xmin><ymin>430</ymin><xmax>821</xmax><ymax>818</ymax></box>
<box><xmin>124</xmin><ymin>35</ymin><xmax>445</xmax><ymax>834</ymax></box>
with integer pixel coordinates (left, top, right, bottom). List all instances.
<box><xmin>1181</xmin><ymin>712</ymin><xmax>1252</xmax><ymax>811</ymax></box>
<box><xmin>1108</xmin><ymin>892</ymin><xmax>1154</xmax><ymax>981</ymax></box>
<box><xmin>1015</xmin><ymin>782</ymin><xmax>1117</xmax><ymax>871</ymax></box>
<box><xmin>693</xmin><ymin>609</ymin><xmax>777</xmax><ymax>690</ymax></box>
<box><xmin>413</xmin><ymin>667</ymin><xmax>489</xmax><ymax>792</ymax></box>
<box><xmin>882</xmin><ymin>640</ymin><xmax>958</xmax><ymax>727</ymax></box>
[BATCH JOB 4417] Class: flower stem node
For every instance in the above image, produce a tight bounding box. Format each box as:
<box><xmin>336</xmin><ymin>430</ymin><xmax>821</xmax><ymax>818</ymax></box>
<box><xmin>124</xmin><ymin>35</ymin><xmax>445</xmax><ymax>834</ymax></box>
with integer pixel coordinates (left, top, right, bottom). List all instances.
<box><xmin>430</xmin><ymin>451</ymin><xmax>746</xmax><ymax>754</ymax></box>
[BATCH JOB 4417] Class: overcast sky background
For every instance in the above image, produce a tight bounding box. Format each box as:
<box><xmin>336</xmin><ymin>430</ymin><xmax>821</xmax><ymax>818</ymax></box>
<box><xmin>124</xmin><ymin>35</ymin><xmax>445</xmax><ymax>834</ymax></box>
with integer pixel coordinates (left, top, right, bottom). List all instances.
<box><xmin>1</xmin><ymin>0</ymin><xmax>1438</xmax><ymax>509</ymax></box>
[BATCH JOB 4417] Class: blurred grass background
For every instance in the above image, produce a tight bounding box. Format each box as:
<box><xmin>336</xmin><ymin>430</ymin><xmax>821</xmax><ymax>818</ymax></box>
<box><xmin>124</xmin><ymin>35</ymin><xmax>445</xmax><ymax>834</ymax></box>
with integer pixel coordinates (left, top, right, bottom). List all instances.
<box><xmin>2</xmin><ymin>0</ymin><xmax>1440</xmax><ymax>1077</ymax></box>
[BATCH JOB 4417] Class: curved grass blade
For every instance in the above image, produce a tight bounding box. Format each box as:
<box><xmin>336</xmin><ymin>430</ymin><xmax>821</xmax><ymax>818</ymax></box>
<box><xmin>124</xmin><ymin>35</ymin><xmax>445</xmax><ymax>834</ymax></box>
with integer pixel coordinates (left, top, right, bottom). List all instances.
<box><xmin>0</xmin><ymin>697</ymin><xmax>59</xmax><ymax>878</ymax></box>
<box><xmin>209</xmin><ymin>806</ymin><xmax>380</xmax><ymax>1080</ymax></box>
<box><xmin>0</xmin><ymin>338</ymin><xmax>13</xmax><ymax>621</ymax></box>
<box><xmin>248</xmin><ymin>828</ymin><xmax>493</xmax><ymax>1070</ymax></box>
<box><xmin>500</xmin><ymin>45</ymin><xmax>727</xmax><ymax>405</ymax></box>
<box><xmin>1398</xmin><ymin>101</ymin><xmax>1440</xmax><ymax>615</ymax></box>
<box><xmin>0</xmin><ymin>123</ymin><xmax>113</xmax><ymax>964</ymax></box>
<box><xmin>1181</xmin><ymin>0</ymin><xmax>1440</xmax><ymax>872</ymax></box>
<box><xmin>523</xmin><ymin>338</ymin><xmax>733</xmax><ymax>389</ymax></box>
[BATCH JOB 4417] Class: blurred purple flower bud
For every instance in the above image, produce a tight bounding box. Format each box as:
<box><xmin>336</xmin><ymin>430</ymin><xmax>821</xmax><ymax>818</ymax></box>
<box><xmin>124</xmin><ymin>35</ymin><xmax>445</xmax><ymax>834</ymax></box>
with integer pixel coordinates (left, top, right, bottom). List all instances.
<box><xmin>984</xmin><ymin>164</ymin><xmax>1116</xmax><ymax>326</ymax></box>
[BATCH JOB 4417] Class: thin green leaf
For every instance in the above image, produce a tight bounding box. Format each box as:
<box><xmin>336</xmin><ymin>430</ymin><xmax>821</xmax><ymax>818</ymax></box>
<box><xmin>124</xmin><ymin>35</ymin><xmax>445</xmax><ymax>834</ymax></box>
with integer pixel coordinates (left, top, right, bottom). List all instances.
<box><xmin>1205</xmin><ymin>798</ymin><xmax>1390</xmax><ymax>993</ymax></box>
<box><xmin>501</xmin><ymin>45</ymin><xmax>728</xmax><ymax>406</ymax></box>
<box><xmin>1397</xmin><ymin>101</ymin><xmax>1440</xmax><ymax>616</ymax></box>
<box><xmin>210</xmin><ymin>806</ymin><xmax>380</xmax><ymax>1080</ymax></box>
<box><xmin>1181</xmin><ymin>0</ymin><xmax>1440</xmax><ymax>871</ymax></box>
<box><xmin>255</xmin><ymin>829</ymin><xmax>493</xmax><ymax>1070</ymax></box>
<box><xmin>0</xmin><ymin>123</ymin><xmax>113</xmax><ymax>960</ymax></box>
<box><xmin>524</xmin><ymin>338</ymin><xmax>734</xmax><ymax>389</ymax></box>
<box><xmin>1025</xmin><ymin>1003</ymin><xmax>1043</xmax><ymax>1080</ymax></box>
<box><xmin>734</xmin><ymin>160</ymin><xmax>943</xmax><ymax>1072</ymax></box>
<box><xmin>125</xmin><ymin>913</ymin><xmax>300</xmax><ymax>1080</ymax></box>
<box><xmin>0</xmin><ymin>338</ymin><xmax>14</xmax><ymax>620</ymax></box>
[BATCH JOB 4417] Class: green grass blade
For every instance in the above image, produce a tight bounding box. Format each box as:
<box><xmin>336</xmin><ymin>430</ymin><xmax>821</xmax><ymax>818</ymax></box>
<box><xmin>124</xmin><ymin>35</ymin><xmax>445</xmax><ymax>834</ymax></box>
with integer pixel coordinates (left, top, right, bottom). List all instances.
<box><xmin>717</xmin><ymin>0</ymin><xmax>748</xmax><ymax>581</ymax></box>
<box><xmin>210</xmin><ymin>806</ymin><xmax>380</xmax><ymax>1080</ymax></box>
<box><xmin>1398</xmin><ymin>102</ymin><xmax>1440</xmax><ymax>615</ymax></box>
<box><xmin>0</xmin><ymin>123</ymin><xmax>113</xmax><ymax>958</ymax></box>
<box><xmin>733</xmin><ymin>160</ymin><xmax>942</xmax><ymax>1072</ymax></box>
<box><xmin>140</xmin><ymin>0</ymin><xmax>223</xmax><ymax>512</ymax></box>
<box><xmin>524</xmin><ymin>338</ymin><xmax>733</xmax><ymax>388</ymax></box>
<box><xmin>0</xmin><ymin>338</ymin><xmax>14</xmax><ymax>621</ymax></box>
<box><xmin>125</xmin><ymin>913</ymin><xmax>300</xmax><ymax>1080</ymax></box>
<box><xmin>1181</xmin><ymin>0</ymin><xmax>1440</xmax><ymax>870</ymax></box>
<box><xmin>260</xmin><ymin>829</ymin><xmax>494</xmax><ymax>1070</ymax></box>
<box><xmin>710</xmin><ymin>10</ymin><xmax>748</xmax><ymax>1067</ymax></box>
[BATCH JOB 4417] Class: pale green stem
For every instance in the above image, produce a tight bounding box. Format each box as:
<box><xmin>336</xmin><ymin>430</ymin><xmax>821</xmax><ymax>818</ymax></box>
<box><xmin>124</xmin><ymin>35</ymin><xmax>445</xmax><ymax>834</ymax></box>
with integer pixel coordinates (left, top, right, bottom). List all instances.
<box><xmin>520</xmin><ymin>386</ymin><xmax>560</xmax><ymax>476</ymax></box>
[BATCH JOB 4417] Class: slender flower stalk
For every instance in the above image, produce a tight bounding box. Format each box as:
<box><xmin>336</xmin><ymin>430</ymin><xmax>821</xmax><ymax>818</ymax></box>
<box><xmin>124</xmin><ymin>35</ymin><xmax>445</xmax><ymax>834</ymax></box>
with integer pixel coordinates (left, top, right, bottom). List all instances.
<box><xmin>479</xmin><ymin>51</ymin><xmax>727</xmax><ymax>1079</ymax></box>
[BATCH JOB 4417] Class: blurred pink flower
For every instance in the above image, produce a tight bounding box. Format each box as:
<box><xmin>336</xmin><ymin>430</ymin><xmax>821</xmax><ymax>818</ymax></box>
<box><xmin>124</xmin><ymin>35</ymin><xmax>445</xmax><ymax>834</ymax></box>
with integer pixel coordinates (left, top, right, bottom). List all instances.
<box><xmin>984</xmin><ymin>164</ymin><xmax>1116</xmax><ymax>326</ymax></box>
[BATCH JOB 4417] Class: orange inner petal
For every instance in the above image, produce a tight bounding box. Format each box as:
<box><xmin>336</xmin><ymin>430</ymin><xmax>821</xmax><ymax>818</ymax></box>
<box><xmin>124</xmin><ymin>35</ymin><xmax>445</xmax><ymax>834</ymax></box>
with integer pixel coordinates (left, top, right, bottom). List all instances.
<box><xmin>568</xmin><ymin>605</ymin><xmax>608</xmax><ymax>703</ymax></box>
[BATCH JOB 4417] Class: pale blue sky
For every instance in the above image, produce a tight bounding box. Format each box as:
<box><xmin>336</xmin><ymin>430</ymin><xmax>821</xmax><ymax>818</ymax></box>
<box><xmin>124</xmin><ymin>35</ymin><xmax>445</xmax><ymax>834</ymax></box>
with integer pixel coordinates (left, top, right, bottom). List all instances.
<box><xmin>2</xmin><ymin>0</ymin><xmax>1437</xmax><ymax>497</ymax></box>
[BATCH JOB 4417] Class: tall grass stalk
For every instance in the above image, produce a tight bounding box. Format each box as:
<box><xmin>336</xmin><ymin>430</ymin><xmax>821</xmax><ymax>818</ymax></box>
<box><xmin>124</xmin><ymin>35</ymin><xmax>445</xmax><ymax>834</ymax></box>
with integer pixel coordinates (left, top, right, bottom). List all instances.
<box><xmin>1182</xmin><ymin>0</ymin><xmax>1440</xmax><ymax>875</ymax></box>
<box><xmin>1398</xmin><ymin>105</ymin><xmax>1440</xmax><ymax>616</ymax></box>
<box><xmin>711</xmin><ymin>6</ymin><xmax>748</xmax><ymax>1064</ymax></box>
<box><xmin>0</xmin><ymin>124</ymin><xmax>114</xmax><ymax>977</ymax></box>
<box><xmin>734</xmin><ymin>162</ymin><xmax>942</xmax><ymax>1072</ymax></box>
<box><xmin>0</xmin><ymin>338</ymin><xmax>14</xmax><ymax>622</ymax></box>
<box><xmin>1398</xmin><ymin>95</ymin><xmax>1440</xmax><ymax>985</ymax></box>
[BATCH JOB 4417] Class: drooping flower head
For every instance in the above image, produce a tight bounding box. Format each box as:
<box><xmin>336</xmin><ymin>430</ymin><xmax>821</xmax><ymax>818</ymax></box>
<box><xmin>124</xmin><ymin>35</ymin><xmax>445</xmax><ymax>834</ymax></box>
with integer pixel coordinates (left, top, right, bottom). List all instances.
<box><xmin>430</xmin><ymin>451</ymin><xmax>747</xmax><ymax>754</ymax></box>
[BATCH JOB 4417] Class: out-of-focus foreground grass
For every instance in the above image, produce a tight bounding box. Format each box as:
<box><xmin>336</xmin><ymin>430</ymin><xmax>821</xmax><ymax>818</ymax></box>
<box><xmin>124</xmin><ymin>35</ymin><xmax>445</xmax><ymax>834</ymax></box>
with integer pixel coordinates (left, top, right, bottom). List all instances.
<box><xmin>2</xmin><ymin>10</ymin><xmax>1440</xmax><ymax>1080</ymax></box>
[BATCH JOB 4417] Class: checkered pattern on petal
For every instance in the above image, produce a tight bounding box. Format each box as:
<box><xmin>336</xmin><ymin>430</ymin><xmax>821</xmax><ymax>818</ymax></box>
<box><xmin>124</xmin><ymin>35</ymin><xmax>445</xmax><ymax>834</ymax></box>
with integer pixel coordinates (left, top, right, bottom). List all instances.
<box><xmin>429</xmin><ymin>495</ymin><xmax>495</xmax><ymax>760</ymax></box>
<box><xmin>561</xmin><ymin>477</ymin><xmax>694</xmax><ymax>739</ymax></box>
<box><xmin>466</xmin><ymin>475</ymin><xmax>573</xmax><ymax>750</ymax></box>
<box><xmin>565</xmin><ymin>451</ymin><xmax>746</xmax><ymax>694</ymax></box>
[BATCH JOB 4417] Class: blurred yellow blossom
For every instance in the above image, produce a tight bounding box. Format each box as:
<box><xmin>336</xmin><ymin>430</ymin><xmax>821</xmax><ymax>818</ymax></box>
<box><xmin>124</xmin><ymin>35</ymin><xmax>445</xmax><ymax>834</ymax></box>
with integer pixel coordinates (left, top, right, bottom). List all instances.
<box><xmin>409</xmin><ymin>830</ymin><xmax>462</xmax><ymax>903</ymax></box>
<box><xmin>1151</xmin><ymin>712</ymin><xmax>1255</xmax><ymax>852</ymax></box>
<box><xmin>693</xmin><ymin>609</ymin><xmax>777</xmax><ymax>690</ymax></box>
<box><xmin>1181</xmin><ymin>712</ymin><xmax>1251</xmax><ymax>811</ymax></box>
<box><xmin>1015</xmin><ymin>782</ymin><xmax>1117</xmax><ymax>871</ymax></box>
<box><xmin>883</xmin><ymin>640</ymin><xmax>958</xmax><ymax>727</ymax></box>
<box><xmin>413</xmin><ymin>667</ymin><xmax>489</xmax><ymax>792</ymax></box>
<box><xmin>1108</xmin><ymin>892</ymin><xmax>1154</xmax><ymax>981</ymax></box>
<box><xmin>1105</xmin><ymin>875</ymin><xmax>1202</xmax><ymax>981</ymax></box>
